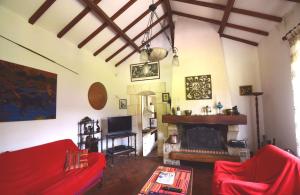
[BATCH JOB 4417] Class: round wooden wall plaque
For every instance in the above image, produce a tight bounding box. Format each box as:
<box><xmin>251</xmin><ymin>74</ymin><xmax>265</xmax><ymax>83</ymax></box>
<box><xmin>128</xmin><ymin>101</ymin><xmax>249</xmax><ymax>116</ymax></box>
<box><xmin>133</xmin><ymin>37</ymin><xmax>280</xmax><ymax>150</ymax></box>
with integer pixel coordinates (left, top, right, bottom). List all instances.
<box><xmin>88</xmin><ymin>82</ymin><xmax>107</xmax><ymax>110</ymax></box>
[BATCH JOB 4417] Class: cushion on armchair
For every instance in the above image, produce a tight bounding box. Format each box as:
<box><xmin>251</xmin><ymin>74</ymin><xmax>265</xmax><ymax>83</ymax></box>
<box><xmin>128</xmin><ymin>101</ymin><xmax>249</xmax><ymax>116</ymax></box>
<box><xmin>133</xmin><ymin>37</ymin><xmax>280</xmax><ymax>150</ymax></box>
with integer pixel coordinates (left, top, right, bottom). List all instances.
<box><xmin>212</xmin><ymin>144</ymin><xmax>300</xmax><ymax>195</ymax></box>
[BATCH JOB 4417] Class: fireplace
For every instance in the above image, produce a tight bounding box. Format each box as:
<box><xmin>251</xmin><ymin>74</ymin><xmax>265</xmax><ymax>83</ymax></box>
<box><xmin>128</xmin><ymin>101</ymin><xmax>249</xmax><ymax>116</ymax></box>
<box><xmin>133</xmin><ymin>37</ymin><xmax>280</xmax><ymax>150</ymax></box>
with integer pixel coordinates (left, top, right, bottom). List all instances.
<box><xmin>162</xmin><ymin>114</ymin><xmax>247</xmax><ymax>165</ymax></box>
<box><xmin>180</xmin><ymin>124</ymin><xmax>227</xmax><ymax>151</ymax></box>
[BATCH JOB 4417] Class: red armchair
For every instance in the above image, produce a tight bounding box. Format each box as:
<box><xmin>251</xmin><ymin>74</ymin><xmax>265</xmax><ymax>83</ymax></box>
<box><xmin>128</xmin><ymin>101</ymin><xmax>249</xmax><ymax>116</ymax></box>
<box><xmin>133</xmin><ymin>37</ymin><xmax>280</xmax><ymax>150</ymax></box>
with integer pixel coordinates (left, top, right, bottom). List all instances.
<box><xmin>0</xmin><ymin>139</ymin><xmax>106</xmax><ymax>195</ymax></box>
<box><xmin>213</xmin><ymin>144</ymin><xmax>300</xmax><ymax>195</ymax></box>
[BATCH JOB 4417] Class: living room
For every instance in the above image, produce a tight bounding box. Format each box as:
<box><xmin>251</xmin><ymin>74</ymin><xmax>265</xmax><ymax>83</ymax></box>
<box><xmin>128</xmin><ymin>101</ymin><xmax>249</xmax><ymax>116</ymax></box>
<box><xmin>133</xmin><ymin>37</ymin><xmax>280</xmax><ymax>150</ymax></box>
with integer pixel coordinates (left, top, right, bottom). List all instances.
<box><xmin>0</xmin><ymin>0</ymin><xmax>300</xmax><ymax>194</ymax></box>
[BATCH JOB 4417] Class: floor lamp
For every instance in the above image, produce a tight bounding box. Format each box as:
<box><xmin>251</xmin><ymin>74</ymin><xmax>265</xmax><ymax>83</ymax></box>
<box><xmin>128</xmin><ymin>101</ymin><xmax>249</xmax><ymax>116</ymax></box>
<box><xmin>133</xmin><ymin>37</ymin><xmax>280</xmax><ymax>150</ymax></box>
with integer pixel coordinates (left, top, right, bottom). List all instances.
<box><xmin>252</xmin><ymin>92</ymin><xmax>263</xmax><ymax>149</ymax></box>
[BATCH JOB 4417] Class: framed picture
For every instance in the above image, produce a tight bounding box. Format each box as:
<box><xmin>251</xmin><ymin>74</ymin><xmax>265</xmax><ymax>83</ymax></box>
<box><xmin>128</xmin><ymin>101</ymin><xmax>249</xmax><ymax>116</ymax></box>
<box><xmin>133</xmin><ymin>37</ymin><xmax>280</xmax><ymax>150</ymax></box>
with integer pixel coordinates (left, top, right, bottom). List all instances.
<box><xmin>119</xmin><ymin>99</ymin><xmax>127</xmax><ymax>109</ymax></box>
<box><xmin>185</xmin><ymin>75</ymin><xmax>212</xmax><ymax>100</ymax></box>
<box><xmin>149</xmin><ymin>118</ymin><xmax>157</xmax><ymax>128</ymax></box>
<box><xmin>0</xmin><ymin>59</ymin><xmax>57</xmax><ymax>122</ymax></box>
<box><xmin>239</xmin><ymin>85</ymin><xmax>252</xmax><ymax>96</ymax></box>
<box><xmin>130</xmin><ymin>62</ymin><xmax>160</xmax><ymax>82</ymax></box>
<box><xmin>162</xmin><ymin>93</ymin><xmax>169</xmax><ymax>102</ymax></box>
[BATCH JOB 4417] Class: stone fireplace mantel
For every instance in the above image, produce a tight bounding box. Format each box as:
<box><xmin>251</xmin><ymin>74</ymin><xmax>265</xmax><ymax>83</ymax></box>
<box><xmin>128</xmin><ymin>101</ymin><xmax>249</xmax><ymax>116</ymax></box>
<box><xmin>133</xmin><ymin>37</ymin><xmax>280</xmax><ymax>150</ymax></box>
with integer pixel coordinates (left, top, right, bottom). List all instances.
<box><xmin>162</xmin><ymin>114</ymin><xmax>247</xmax><ymax>125</ymax></box>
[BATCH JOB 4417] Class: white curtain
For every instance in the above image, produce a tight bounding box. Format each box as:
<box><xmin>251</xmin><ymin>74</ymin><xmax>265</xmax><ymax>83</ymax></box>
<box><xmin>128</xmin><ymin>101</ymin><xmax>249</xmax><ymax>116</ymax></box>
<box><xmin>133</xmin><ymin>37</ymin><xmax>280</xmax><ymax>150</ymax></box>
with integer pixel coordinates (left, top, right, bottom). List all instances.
<box><xmin>287</xmin><ymin>24</ymin><xmax>300</xmax><ymax>156</ymax></box>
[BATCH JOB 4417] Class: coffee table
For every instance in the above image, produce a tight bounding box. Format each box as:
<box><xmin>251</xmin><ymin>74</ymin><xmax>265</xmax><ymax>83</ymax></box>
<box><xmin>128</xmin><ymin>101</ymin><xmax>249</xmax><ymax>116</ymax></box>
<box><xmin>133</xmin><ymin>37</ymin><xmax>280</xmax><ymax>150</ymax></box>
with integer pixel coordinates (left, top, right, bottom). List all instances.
<box><xmin>137</xmin><ymin>165</ymin><xmax>193</xmax><ymax>195</ymax></box>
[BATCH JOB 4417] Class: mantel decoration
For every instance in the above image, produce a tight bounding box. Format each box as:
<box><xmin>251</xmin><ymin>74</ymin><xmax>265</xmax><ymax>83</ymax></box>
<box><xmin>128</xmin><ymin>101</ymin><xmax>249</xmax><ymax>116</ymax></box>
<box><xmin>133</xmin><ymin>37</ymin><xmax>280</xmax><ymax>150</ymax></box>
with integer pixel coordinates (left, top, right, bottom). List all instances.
<box><xmin>0</xmin><ymin>59</ymin><xmax>57</xmax><ymax>122</ymax></box>
<box><xmin>88</xmin><ymin>82</ymin><xmax>107</xmax><ymax>110</ymax></box>
<box><xmin>130</xmin><ymin>61</ymin><xmax>160</xmax><ymax>82</ymax></box>
<box><xmin>140</xmin><ymin>1</ymin><xmax>179</xmax><ymax>66</ymax></box>
<box><xmin>185</xmin><ymin>75</ymin><xmax>212</xmax><ymax>100</ymax></box>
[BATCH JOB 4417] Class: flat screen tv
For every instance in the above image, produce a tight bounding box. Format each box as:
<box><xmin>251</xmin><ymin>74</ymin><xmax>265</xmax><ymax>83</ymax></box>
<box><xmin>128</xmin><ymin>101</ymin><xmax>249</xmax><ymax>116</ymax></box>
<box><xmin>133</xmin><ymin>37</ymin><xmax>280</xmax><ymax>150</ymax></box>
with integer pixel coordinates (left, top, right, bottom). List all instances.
<box><xmin>107</xmin><ymin>116</ymin><xmax>132</xmax><ymax>135</ymax></box>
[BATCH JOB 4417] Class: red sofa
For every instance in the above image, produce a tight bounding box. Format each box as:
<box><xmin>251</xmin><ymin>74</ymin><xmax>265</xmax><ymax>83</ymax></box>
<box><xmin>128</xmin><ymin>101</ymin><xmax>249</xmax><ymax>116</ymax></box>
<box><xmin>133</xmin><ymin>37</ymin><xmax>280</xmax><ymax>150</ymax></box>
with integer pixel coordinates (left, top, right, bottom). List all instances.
<box><xmin>213</xmin><ymin>144</ymin><xmax>300</xmax><ymax>195</ymax></box>
<box><xmin>0</xmin><ymin>139</ymin><xmax>106</xmax><ymax>195</ymax></box>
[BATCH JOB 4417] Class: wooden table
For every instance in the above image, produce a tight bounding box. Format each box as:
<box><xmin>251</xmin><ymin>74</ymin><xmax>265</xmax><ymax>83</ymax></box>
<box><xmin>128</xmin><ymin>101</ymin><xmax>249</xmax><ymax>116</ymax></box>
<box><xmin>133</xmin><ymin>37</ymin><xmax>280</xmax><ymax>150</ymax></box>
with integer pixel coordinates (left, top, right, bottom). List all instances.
<box><xmin>137</xmin><ymin>165</ymin><xmax>193</xmax><ymax>195</ymax></box>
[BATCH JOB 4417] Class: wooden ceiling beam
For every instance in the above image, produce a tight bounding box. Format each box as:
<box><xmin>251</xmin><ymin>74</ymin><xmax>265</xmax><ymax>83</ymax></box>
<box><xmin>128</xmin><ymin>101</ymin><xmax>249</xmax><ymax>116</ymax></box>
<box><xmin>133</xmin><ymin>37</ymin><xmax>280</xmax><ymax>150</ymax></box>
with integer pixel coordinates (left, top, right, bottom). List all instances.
<box><xmin>173</xmin><ymin>11</ymin><xmax>268</xmax><ymax>36</ymax></box>
<box><xmin>29</xmin><ymin>0</ymin><xmax>56</xmax><ymax>24</ymax></box>
<box><xmin>106</xmin><ymin>14</ymin><xmax>167</xmax><ymax>62</ymax></box>
<box><xmin>172</xmin><ymin>0</ymin><xmax>282</xmax><ymax>22</ymax></box>
<box><xmin>287</xmin><ymin>0</ymin><xmax>300</xmax><ymax>3</ymax></box>
<box><xmin>78</xmin><ymin>0</ymin><xmax>137</xmax><ymax>48</ymax></box>
<box><xmin>93</xmin><ymin>0</ymin><xmax>164</xmax><ymax>56</ymax></box>
<box><xmin>218</xmin><ymin>0</ymin><xmax>235</xmax><ymax>34</ymax></box>
<box><xmin>220</xmin><ymin>34</ymin><xmax>258</xmax><ymax>46</ymax></box>
<box><xmin>163</xmin><ymin>0</ymin><xmax>175</xmax><ymax>48</ymax></box>
<box><xmin>115</xmin><ymin>25</ymin><xmax>170</xmax><ymax>67</ymax></box>
<box><xmin>57</xmin><ymin>0</ymin><xmax>101</xmax><ymax>38</ymax></box>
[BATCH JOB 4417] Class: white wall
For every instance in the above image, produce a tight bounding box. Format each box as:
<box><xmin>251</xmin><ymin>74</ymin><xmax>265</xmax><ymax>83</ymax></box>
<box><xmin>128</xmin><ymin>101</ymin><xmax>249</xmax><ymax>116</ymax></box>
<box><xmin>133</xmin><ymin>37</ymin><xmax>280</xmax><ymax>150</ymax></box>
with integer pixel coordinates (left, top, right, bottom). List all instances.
<box><xmin>171</xmin><ymin>17</ymin><xmax>232</xmax><ymax>114</ymax></box>
<box><xmin>0</xmin><ymin>6</ymin><xmax>127</xmax><ymax>152</ymax></box>
<box><xmin>222</xmin><ymin>38</ymin><xmax>263</xmax><ymax>151</ymax></box>
<box><xmin>258</xmin><ymin>5</ymin><xmax>300</xmax><ymax>153</ymax></box>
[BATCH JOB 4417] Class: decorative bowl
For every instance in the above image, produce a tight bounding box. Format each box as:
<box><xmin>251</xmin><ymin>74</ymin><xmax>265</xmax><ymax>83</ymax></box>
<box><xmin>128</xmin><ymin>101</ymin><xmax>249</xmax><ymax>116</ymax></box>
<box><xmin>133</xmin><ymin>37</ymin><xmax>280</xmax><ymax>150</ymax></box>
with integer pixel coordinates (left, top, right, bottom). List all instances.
<box><xmin>184</xmin><ymin>110</ymin><xmax>192</xmax><ymax>116</ymax></box>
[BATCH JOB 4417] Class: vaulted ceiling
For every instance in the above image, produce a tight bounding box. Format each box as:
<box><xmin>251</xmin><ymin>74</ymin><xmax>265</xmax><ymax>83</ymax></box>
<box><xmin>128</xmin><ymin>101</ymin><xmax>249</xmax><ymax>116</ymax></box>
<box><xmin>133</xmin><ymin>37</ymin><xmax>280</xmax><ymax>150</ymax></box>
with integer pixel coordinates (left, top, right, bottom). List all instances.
<box><xmin>0</xmin><ymin>0</ymin><xmax>298</xmax><ymax>67</ymax></box>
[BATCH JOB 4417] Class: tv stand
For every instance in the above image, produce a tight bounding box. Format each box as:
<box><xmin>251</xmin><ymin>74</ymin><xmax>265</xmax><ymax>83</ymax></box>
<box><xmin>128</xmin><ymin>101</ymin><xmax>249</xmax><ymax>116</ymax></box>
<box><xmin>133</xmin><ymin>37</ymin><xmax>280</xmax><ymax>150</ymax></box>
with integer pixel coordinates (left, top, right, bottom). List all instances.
<box><xmin>106</xmin><ymin>132</ymin><xmax>137</xmax><ymax>164</ymax></box>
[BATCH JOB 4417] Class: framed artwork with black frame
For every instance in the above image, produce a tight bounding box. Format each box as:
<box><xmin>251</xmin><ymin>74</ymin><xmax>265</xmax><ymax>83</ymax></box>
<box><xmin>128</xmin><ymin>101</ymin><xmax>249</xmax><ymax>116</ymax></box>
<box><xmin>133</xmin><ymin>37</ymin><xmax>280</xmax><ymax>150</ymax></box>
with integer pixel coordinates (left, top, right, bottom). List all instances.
<box><xmin>119</xmin><ymin>99</ymin><xmax>127</xmax><ymax>109</ymax></box>
<box><xmin>162</xmin><ymin>92</ymin><xmax>169</xmax><ymax>102</ymax></box>
<box><xmin>130</xmin><ymin>62</ymin><xmax>160</xmax><ymax>82</ymax></box>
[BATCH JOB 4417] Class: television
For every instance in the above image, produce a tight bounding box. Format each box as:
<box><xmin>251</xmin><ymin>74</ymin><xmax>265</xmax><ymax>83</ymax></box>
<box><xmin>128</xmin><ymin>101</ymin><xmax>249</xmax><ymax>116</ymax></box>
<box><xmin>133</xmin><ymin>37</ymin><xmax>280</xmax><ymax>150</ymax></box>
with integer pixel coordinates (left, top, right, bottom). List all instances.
<box><xmin>107</xmin><ymin>116</ymin><xmax>132</xmax><ymax>135</ymax></box>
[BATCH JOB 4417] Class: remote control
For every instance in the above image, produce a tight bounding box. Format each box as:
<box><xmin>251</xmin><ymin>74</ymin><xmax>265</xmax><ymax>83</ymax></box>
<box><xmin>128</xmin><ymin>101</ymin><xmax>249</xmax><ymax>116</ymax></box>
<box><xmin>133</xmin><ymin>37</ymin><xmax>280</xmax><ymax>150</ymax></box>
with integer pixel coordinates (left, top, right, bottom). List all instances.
<box><xmin>162</xmin><ymin>186</ymin><xmax>182</xmax><ymax>193</ymax></box>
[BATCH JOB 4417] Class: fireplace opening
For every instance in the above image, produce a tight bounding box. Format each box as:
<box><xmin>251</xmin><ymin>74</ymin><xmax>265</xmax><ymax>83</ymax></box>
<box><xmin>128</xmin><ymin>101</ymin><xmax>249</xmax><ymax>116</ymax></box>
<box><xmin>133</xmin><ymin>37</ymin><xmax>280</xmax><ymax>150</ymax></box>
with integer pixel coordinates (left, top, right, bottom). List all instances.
<box><xmin>180</xmin><ymin>124</ymin><xmax>227</xmax><ymax>151</ymax></box>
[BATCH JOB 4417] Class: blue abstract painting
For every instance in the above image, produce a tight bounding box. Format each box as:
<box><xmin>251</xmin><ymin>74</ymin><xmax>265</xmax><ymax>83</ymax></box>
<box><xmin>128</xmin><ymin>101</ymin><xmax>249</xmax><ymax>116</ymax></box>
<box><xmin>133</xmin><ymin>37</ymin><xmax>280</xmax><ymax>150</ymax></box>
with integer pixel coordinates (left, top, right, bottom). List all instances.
<box><xmin>0</xmin><ymin>60</ymin><xmax>57</xmax><ymax>122</ymax></box>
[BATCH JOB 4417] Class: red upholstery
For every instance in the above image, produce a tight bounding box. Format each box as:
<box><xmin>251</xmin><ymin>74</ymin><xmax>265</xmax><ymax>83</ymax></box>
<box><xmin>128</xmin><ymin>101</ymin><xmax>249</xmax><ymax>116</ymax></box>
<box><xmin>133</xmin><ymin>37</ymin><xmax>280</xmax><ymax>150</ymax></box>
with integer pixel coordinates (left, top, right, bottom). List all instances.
<box><xmin>0</xmin><ymin>139</ymin><xmax>106</xmax><ymax>195</ymax></box>
<box><xmin>212</xmin><ymin>144</ymin><xmax>300</xmax><ymax>195</ymax></box>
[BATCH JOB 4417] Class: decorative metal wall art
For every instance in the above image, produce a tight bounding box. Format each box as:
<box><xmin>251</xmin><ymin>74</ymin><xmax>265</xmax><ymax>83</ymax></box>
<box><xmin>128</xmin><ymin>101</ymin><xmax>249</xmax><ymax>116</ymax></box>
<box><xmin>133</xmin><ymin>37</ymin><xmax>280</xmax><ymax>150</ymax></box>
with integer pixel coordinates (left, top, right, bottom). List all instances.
<box><xmin>185</xmin><ymin>75</ymin><xmax>212</xmax><ymax>100</ymax></box>
<box><xmin>0</xmin><ymin>59</ymin><xmax>57</xmax><ymax>122</ymax></box>
<box><xmin>130</xmin><ymin>62</ymin><xmax>160</xmax><ymax>82</ymax></box>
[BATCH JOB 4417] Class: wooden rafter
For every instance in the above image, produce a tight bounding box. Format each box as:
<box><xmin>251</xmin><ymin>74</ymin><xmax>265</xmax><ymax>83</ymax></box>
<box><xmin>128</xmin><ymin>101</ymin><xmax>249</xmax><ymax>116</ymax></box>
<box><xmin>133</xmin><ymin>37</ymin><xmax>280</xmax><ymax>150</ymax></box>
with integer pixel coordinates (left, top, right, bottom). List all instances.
<box><xmin>220</xmin><ymin>34</ymin><xmax>258</xmax><ymax>46</ymax></box>
<box><xmin>173</xmin><ymin>11</ymin><xmax>268</xmax><ymax>36</ymax></box>
<box><xmin>163</xmin><ymin>0</ymin><xmax>175</xmax><ymax>48</ymax></box>
<box><xmin>106</xmin><ymin>14</ymin><xmax>168</xmax><ymax>62</ymax></box>
<box><xmin>115</xmin><ymin>25</ymin><xmax>170</xmax><ymax>67</ymax></box>
<box><xmin>218</xmin><ymin>0</ymin><xmax>235</xmax><ymax>34</ymax></box>
<box><xmin>93</xmin><ymin>0</ymin><xmax>164</xmax><ymax>56</ymax></box>
<box><xmin>78</xmin><ymin>0</ymin><xmax>137</xmax><ymax>48</ymax></box>
<box><xmin>57</xmin><ymin>0</ymin><xmax>101</xmax><ymax>38</ymax></box>
<box><xmin>172</xmin><ymin>0</ymin><xmax>282</xmax><ymax>22</ymax></box>
<box><xmin>28</xmin><ymin>0</ymin><xmax>56</xmax><ymax>24</ymax></box>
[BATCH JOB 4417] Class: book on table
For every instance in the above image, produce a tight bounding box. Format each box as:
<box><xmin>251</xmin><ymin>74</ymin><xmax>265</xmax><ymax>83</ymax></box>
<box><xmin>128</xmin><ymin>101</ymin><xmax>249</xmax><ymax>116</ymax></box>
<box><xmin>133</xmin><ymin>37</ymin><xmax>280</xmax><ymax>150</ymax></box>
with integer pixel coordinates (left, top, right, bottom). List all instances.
<box><xmin>156</xmin><ymin>171</ymin><xmax>175</xmax><ymax>185</ymax></box>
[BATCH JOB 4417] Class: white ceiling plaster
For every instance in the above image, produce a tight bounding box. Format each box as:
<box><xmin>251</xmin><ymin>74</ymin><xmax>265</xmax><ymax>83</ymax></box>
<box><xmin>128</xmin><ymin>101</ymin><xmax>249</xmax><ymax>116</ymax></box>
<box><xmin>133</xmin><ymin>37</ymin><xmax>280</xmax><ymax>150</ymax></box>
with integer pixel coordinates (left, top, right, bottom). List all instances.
<box><xmin>0</xmin><ymin>0</ymin><xmax>298</xmax><ymax>66</ymax></box>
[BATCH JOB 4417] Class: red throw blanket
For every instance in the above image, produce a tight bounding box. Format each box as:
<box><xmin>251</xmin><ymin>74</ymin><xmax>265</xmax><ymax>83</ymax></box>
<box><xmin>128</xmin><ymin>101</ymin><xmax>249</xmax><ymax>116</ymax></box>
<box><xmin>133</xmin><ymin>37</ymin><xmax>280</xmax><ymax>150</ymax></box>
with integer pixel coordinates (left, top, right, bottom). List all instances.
<box><xmin>0</xmin><ymin>139</ymin><xmax>106</xmax><ymax>195</ymax></box>
<box><xmin>213</xmin><ymin>144</ymin><xmax>300</xmax><ymax>195</ymax></box>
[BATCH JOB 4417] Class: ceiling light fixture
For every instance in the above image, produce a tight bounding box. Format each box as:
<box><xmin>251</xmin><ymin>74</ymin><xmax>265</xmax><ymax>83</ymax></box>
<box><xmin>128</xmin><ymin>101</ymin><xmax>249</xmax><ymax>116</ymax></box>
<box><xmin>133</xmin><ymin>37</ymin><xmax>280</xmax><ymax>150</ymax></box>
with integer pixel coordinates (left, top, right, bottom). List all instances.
<box><xmin>140</xmin><ymin>1</ymin><xmax>179</xmax><ymax>66</ymax></box>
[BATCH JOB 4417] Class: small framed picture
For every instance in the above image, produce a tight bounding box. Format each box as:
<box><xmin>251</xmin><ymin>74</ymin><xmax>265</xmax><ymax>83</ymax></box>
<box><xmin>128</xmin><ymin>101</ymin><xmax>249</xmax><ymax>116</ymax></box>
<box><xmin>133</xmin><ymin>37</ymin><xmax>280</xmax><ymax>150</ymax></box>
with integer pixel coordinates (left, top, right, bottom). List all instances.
<box><xmin>149</xmin><ymin>118</ymin><xmax>157</xmax><ymax>128</ymax></box>
<box><xmin>239</xmin><ymin>85</ymin><xmax>253</xmax><ymax>96</ymax></box>
<box><xmin>162</xmin><ymin>93</ymin><xmax>169</xmax><ymax>102</ymax></box>
<box><xmin>119</xmin><ymin>99</ymin><xmax>127</xmax><ymax>109</ymax></box>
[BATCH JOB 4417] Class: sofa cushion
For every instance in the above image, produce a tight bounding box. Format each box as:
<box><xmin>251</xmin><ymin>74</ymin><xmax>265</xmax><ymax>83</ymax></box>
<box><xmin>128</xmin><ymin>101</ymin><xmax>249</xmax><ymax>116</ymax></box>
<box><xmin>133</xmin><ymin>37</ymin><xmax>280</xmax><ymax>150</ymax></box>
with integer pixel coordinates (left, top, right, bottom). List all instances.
<box><xmin>65</xmin><ymin>149</ymin><xmax>89</xmax><ymax>171</ymax></box>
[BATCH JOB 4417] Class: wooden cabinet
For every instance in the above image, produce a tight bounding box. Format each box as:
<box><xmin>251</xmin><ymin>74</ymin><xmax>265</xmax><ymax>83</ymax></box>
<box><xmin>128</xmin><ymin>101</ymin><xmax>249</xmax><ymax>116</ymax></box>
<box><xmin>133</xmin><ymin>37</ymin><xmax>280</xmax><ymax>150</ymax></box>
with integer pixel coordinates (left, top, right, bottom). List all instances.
<box><xmin>78</xmin><ymin>117</ymin><xmax>102</xmax><ymax>152</ymax></box>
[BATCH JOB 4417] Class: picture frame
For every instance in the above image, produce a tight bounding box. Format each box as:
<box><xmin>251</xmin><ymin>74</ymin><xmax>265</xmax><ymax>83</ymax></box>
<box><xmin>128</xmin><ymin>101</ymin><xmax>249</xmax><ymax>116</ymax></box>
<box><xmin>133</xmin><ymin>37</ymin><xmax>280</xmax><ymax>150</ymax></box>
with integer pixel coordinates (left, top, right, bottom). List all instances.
<box><xmin>149</xmin><ymin>118</ymin><xmax>157</xmax><ymax>128</ymax></box>
<box><xmin>162</xmin><ymin>92</ymin><xmax>169</xmax><ymax>102</ymax></box>
<box><xmin>119</xmin><ymin>99</ymin><xmax>127</xmax><ymax>109</ymax></box>
<box><xmin>130</xmin><ymin>62</ymin><xmax>160</xmax><ymax>82</ymax></box>
<box><xmin>239</xmin><ymin>85</ymin><xmax>253</xmax><ymax>96</ymax></box>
